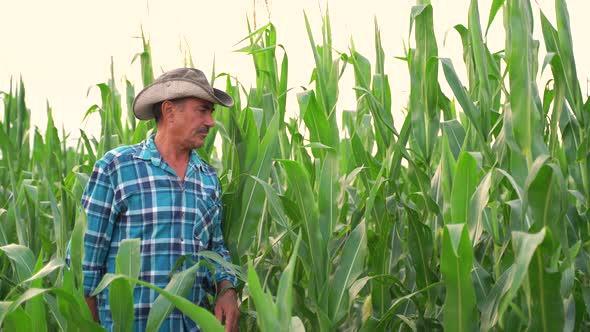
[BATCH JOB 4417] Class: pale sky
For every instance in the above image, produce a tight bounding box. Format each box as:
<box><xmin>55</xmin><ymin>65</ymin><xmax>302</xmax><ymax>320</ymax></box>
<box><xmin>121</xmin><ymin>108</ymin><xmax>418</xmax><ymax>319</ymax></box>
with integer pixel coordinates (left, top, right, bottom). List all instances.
<box><xmin>1</xmin><ymin>0</ymin><xmax>589</xmax><ymax>141</ymax></box>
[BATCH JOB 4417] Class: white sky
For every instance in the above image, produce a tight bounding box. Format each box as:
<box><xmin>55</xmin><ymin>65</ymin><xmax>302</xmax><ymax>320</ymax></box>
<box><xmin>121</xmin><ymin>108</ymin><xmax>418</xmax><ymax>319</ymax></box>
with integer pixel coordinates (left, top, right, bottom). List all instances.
<box><xmin>1</xmin><ymin>0</ymin><xmax>589</xmax><ymax>141</ymax></box>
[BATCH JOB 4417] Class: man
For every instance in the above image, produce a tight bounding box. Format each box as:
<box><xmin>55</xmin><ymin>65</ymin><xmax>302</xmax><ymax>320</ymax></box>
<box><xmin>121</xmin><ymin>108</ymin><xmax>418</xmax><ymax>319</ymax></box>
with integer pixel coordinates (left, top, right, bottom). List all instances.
<box><xmin>79</xmin><ymin>68</ymin><xmax>238</xmax><ymax>331</ymax></box>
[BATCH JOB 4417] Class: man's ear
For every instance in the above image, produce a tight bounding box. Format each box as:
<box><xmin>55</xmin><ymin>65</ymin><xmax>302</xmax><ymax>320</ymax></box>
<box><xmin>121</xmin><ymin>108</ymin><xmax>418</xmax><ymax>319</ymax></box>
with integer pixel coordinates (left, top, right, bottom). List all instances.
<box><xmin>161</xmin><ymin>100</ymin><xmax>176</xmax><ymax>122</ymax></box>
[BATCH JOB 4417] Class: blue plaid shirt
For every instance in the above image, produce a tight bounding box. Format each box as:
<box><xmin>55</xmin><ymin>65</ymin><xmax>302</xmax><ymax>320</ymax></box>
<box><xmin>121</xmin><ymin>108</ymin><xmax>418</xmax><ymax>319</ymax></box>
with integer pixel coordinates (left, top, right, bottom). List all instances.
<box><xmin>80</xmin><ymin>135</ymin><xmax>236</xmax><ymax>331</ymax></box>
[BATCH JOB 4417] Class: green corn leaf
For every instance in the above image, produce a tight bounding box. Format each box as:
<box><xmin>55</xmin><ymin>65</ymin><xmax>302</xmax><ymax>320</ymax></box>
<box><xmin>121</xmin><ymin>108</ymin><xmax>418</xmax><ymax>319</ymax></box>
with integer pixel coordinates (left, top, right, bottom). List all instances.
<box><xmin>439</xmin><ymin>133</ymin><xmax>456</xmax><ymax>225</ymax></box>
<box><xmin>125</xmin><ymin>79</ymin><xmax>136</xmax><ymax>131</ymax></box>
<box><xmin>528</xmin><ymin>247</ymin><xmax>565</xmax><ymax>331</ymax></box>
<box><xmin>377</xmin><ymin>281</ymin><xmax>443</xmax><ymax>329</ymax></box>
<box><xmin>524</xmin><ymin>156</ymin><xmax>565</xmax><ymax>235</ymax></box>
<box><xmin>279</xmin><ymin>159</ymin><xmax>326</xmax><ymax>299</ymax></box>
<box><xmin>451</xmin><ymin>151</ymin><xmax>479</xmax><ymax>225</ymax></box>
<box><xmin>0</xmin><ymin>244</ymin><xmax>36</xmax><ymax>282</ymax></box>
<box><xmin>303</xmin><ymin>11</ymin><xmax>339</xmax><ymax>120</ymax></box>
<box><xmin>441</xmin><ymin>120</ymin><xmax>466</xmax><ymax>160</ymax></box>
<box><xmin>0</xmin><ymin>288</ymin><xmax>49</xmax><ymax>325</ymax></box>
<box><xmin>441</xmin><ymin>224</ymin><xmax>477</xmax><ymax>332</ymax></box>
<box><xmin>233</xmin><ymin>113</ymin><xmax>279</xmax><ymax>253</ymax></box>
<box><xmin>26</xmin><ymin>251</ymin><xmax>48</xmax><ymax>332</ymax></box>
<box><xmin>110</xmin><ymin>239</ymin><xmax>140</xmax><ymax>332</ymax></box>
<box><xmin>22</xmin><ymin>258</ymin><xmax>65</xmax><ymax>285</ymax></box>
<box><xmin>47</xmin><ymin>275</ymin><xmax>70</xmax><ymax>331</ymax></box>
<box><xmin>469</xmin><ymin>0</ymin><xmax>492</xmax><ymax>135</ymax></box>
<box><xmin>495</xmin><ymin>228</ymin><xmax>547</xmax><ymax>325</ymax></box>
<box><xmin>486</xmin><ymin>0</ymin><xmax>505</xmax><ymax>36</ymax></box>
<box><xmin>505</xmin><ymin>0</ymin><xmax>540</xmax><ymax>162</ymax></box>
<box><xmin>277</xmin><ymin>233</ymin><xmax>302</xmax><ymax>328</ymax></box>
<box><xmin>237</xmin><ymin>107</ymin><xmax>259</xmax><ymax>172</ymax></box>
<box><xmin>555</xmin><ymin>0</ymin><xmax>583</xmax><ymax>116</ymax></box>
<box><xmin>440</xmin><ymin>58</ymin><xmax>482</xmax><ymax>136</ymax></box>
<box><xmin>469</xmin><ymin>171</ymin><xmax>493</xmax><ymax>244</ymax></box>
<box><xmin>278</xmin><ymin>45</ymin><xmax>289</xmax><ymax>122</ymax></box>
<box><xmin>233</xmin><ymin>22</ymin><xmax>273</xmax><ymax>49</ymax></box>
<box><xmin>0</xmin><ymin>209</ymin><xmax>7</xmax><ymax>246</ymax></box>
<box><xmin>46</xmin><ymin>176</ymin><xmax>65</xmax><ymax>258</ymax></box>
<box><xmin>142</xmin><ymin>278</ymin><xmax>225</xmax><ymax>332</ymax></box>
<box><xmin>318</xmin><ymin>153</ymin><xmax>338</xmax><ymax>242</ymax></box>
<box><xmin>406</xmin><ymin>210</ymin><xmax>435</xmax><ymax>299</ymax></box>
<box><xmin>249</xmin><ymin>175</ymin><xmax>290</xmax><ymax>230</ymax></box>
<box><xmin>247</xmin><ymin>260</ymin><xmax>280</xmax><ymax>331</ymax></box>
<box><xmin>409</xmin><ymin>3</ymin><xmax>441</xmax><ymax>164</ymax></box>
<box><xmin>93</xmin><ymin>273</ymin><xmax>223</xmax><ymax>332</ymax></box>
<box><xmin>79</xmin><ymin>129</ymin><xmax>96</xmax><ymax>165</ymax></box>
<box><xmin>328</xmin><ymin>220</ymin><xmax>367</xmax><ymax>323</ymax></box>
<box><xmin>70</xmin><ymin>208</ymin><xmax>87</xmax><ymax>290</ymax></box>
<box><xmin>2</xmin><ymin>304</ymin><xmax>32</xmax><ymax>332</ymax></box>
<box><xmin>298</xmin><ymin>90</ymin><xmax>337</xmax><ymax>157</ymax></box>
<box><xmin>51</xmin><ymin>287</ymin><xmax>107</xmax><ymax>331</ymax></box>
<box><xmin>115</xmin><ymin>238</ymin><xmax>141</xmax><ymax>282</ymax></box>
<box><xmin>472</xmin><ymin>261</ymin><xmax>493</xmax><ymax>312</ymax></box>
<box><xmin>138</xmin><ymin>28</ymin><xmax>155</xmax><ymax>87</ymax></box>
<box><xmin>146</xmin><ymin>261</ymin><xmax>207</xmax><ymax>332</ymax></box>
<box><xmin>196</xmin><ymin>251</ymin><xmax>244</xmax><ymax>281</ymax></box>
<box><xmin>110</xmin><ymin>278</ymin><xmax>134</xmax><ymax>332</ymax></box>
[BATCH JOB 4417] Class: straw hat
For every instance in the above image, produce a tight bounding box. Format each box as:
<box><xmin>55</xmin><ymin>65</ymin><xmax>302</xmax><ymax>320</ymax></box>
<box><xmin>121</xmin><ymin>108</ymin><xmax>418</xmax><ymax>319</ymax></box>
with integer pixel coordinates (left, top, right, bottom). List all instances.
<box><xmin>132</xmin><ymin>68</ymin><xmax>234</xmax><ymax>120</ymax></box>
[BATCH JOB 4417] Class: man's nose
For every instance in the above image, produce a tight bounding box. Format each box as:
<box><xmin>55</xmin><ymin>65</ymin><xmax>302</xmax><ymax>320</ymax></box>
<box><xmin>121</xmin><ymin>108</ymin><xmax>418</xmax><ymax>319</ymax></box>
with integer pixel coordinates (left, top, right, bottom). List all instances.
<box><xmin>204</xmin><ymin>112</ymin><xmax>215</xmax><ymax>127</ymax></box>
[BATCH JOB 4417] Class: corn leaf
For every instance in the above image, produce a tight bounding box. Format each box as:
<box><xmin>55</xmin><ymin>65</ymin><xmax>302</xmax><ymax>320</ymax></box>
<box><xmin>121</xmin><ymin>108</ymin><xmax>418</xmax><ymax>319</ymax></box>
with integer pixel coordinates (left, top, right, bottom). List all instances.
<box><xmin>328</xmin><ymin>220</ymin><xmax>367</xmax><ymax>323</ymax></box>
<box><xmin>93</xmin><ymin>273</ymin><xmax>224</xmax><ymax>332</ymax></box>
<box><xmin>0</xmin><ymin>244</ymin><xmax>36</xmax><ymax>282</ymax></box>
<box><xmin>450</xmin><ymin>151</ymin><xmax>479</xmax><ymax>225</ymax></box>
<box><xmin>441</xmin><ymin>224</ymin><xmax>477</xmax><ymax>332</ymax></box>
<box><xmin>277</xmin><ymin>233</ymin><xmax>302</xmax><ymax>328</ymax></box>
<box><xmin>528</xmin><ymin>247</ymin><xmax>565</xmax><ymax>331</ymax></box>
<box><xmin>247</xmin><ymin>260</ymin><xmax>280</xmax><ymax>331</ymax></box>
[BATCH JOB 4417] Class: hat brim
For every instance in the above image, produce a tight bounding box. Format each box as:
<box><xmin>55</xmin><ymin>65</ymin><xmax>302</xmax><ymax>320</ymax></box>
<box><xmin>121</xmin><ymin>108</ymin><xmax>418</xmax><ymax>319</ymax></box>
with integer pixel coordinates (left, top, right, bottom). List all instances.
<box><xmin>133</xmin><ymin>79</ymin><xmax>234</xmax><ymax>120</ymax></box>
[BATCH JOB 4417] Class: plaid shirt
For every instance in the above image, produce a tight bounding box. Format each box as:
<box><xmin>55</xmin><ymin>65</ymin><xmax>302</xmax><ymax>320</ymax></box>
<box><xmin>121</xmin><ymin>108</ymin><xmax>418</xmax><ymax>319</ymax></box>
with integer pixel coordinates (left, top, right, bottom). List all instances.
<box><xmin>80</xmin><ymin>135</ymin><xmax>236</xmax><ymax>331</ymax></box>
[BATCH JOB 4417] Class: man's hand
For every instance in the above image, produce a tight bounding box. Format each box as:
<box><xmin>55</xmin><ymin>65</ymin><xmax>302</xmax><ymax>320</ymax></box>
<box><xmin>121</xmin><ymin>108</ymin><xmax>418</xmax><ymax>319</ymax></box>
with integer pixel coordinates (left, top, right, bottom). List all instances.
<box><xmin>214</xmin><ymin>280</ymin><xmax>239</xmax><ymax>332</ymax></box>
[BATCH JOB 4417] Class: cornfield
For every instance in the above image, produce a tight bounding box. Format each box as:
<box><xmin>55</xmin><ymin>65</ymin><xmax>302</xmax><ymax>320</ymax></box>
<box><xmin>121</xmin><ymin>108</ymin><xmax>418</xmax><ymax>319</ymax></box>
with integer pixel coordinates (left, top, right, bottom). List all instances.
<box><xmin>1</xmin><ymin>0</ymin><xmax>589</xmax><ymax>330</ymax></box>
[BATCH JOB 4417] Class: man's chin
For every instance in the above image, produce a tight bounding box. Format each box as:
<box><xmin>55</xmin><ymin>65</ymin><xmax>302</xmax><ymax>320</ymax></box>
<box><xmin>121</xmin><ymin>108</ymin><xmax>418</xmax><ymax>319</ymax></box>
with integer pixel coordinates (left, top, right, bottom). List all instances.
<box><xmin>192</xmin><ymin>139</ymin><xmax>205</xmax><ymax>150</ymax></box>
<box><xmin>195</xmin><ymin>135</ymin><xmax>208</xmax><ymax>147</ymax></box>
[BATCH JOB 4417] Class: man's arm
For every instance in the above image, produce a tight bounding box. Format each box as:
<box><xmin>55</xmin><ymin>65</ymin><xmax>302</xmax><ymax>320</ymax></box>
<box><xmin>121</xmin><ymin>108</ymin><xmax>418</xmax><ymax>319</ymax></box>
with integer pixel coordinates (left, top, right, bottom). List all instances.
<box><xmin>80</xmin><ymin>160</ymin><xmax>118</xmax><ymax>322</ymax></box>
<box><xmin>85</xmin><ymin>296</ymin><xmax>100</xmax><ymax>323</ymax></box>
<box><xmin>208</xmin><ymin>183</ymin><xmax>238</xmax><ymax>287</ymax></box>
<box><xmin>209</xmin><ymin>180</ymin><xmax>239</xmax><ymax>331</ymax></box>
<box><xmin>214</xmin><ymin>280</ymin><xmax>238</xmax><ymax>332</ymax></box>
<box><xmin>210</xmin><ymin>206</ymin><xmax>239</xmax><ymax>332</ymax></box>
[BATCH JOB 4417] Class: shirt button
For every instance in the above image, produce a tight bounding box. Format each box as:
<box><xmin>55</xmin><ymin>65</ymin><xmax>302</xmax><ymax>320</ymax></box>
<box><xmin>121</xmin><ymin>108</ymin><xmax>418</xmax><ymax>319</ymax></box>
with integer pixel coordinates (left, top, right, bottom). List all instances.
<box><xmin>180</xmin><ymin>237</ymin><xmax>184</xmax><ymax>242</ymax></box>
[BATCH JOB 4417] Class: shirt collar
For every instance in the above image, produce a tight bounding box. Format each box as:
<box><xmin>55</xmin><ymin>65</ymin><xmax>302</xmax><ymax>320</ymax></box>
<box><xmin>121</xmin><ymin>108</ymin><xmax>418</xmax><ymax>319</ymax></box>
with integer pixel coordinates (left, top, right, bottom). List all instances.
<box><xmin>134</xmin><ymin>135</ymin><xmax>205</xmax><ymax>172</ymax></box>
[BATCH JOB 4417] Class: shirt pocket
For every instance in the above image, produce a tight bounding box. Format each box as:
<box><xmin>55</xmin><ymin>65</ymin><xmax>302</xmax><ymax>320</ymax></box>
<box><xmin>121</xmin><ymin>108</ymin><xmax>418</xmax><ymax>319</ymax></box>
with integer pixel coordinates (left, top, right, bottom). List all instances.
<box><xmin>192</xmin><ymin>201</ymin><xmax>217</xmax><ymax>251</ymax></box>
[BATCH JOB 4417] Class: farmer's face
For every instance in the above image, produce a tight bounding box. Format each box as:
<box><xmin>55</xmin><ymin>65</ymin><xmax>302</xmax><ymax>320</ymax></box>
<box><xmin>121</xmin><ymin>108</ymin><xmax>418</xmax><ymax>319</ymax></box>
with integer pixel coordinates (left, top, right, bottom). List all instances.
<box><xmin>169</xmin><ymin>97</ymin><xmax>215</xmax><ymax>150</ymax></box>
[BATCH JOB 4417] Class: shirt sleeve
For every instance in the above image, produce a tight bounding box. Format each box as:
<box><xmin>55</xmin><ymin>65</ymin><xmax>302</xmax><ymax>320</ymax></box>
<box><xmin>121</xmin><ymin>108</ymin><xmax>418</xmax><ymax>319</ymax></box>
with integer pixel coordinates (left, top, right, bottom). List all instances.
<box><xmin>81</xmin><ymin>160</ymin><xmax>118</xmax><ymax>296</ymax></box>
<box><xmin>208</xmin><ymin>183</ymin><xmax>237</xmax><ymax>288</ymax></box>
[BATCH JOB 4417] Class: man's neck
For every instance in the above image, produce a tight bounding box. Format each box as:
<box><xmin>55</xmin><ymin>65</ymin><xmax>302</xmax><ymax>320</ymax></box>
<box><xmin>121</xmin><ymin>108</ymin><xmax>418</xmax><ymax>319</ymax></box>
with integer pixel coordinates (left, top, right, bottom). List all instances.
<box><xmin>154</xmin><ymin>132</ymin><xmax>190</xmax><ymax>179</ymax></box>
